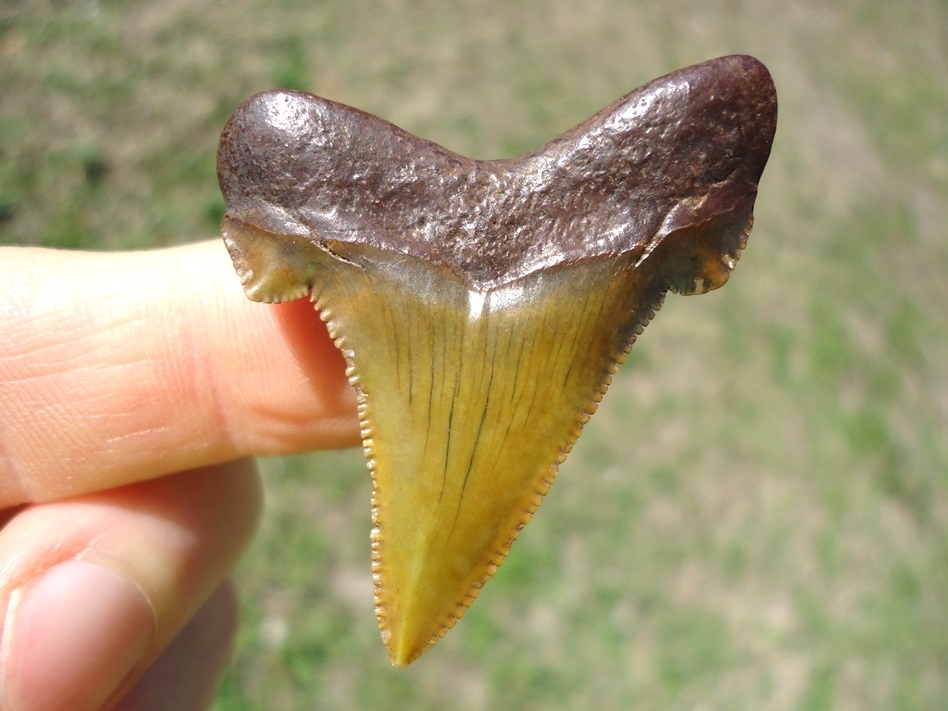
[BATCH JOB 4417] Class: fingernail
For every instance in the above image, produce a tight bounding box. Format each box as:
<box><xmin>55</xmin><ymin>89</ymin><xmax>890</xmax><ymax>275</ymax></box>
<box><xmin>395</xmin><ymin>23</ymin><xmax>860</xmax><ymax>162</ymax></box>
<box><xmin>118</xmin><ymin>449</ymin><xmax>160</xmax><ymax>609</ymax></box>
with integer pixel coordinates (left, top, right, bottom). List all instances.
<box><xmin>1</xmin><ymin>560</ymin><xmax>155</xmax><ymax>711</ymax></box>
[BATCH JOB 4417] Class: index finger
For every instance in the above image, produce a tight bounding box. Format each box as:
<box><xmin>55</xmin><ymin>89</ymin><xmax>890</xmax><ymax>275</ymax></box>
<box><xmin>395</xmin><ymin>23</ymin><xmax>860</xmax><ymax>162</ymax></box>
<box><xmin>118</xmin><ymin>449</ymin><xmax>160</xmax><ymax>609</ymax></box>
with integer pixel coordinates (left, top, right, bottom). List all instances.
<box><xmin>0</xmin><ymin>240</ymin><xmax>359</xmax><ymax>507</ymax></box>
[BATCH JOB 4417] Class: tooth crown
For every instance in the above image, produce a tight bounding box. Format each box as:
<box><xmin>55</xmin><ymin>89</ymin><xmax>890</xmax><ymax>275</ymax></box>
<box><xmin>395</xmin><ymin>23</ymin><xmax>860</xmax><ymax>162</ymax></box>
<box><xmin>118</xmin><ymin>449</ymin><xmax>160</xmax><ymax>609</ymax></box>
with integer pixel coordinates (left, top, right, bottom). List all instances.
<box><xmin>218</xmin><ymin>55</ymin><xmax>777</xmax><ymax>666</ymax></box>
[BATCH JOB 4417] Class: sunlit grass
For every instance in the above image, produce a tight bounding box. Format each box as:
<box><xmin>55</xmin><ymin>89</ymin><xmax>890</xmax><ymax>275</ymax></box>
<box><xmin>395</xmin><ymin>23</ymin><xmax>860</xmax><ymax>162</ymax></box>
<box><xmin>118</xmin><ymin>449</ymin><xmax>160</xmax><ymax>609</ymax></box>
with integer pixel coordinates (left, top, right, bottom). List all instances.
<box><xmin>2</xmin><ymin>0</ymin><xmax>946</xmax><ymax>708</ymax></box>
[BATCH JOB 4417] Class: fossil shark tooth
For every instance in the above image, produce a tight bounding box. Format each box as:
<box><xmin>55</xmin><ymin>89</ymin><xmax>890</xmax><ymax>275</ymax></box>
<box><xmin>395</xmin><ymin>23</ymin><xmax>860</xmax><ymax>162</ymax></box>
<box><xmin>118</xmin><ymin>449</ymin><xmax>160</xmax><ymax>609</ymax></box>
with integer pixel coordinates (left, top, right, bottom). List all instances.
<box><xmin>217</xmin><ymin>54</ymin><xmax>777</xmax><ymax>667</ymax></box>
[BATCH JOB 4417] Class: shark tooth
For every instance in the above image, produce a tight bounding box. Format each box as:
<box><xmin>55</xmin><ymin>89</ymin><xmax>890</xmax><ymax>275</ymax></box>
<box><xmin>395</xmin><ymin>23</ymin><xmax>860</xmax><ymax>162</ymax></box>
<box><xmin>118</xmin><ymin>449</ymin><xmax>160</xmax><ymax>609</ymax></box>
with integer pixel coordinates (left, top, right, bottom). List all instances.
<box><xmin>217</xmin><ymin>55</ymin><xmax>777</xmax><ymax>666</ymax></box>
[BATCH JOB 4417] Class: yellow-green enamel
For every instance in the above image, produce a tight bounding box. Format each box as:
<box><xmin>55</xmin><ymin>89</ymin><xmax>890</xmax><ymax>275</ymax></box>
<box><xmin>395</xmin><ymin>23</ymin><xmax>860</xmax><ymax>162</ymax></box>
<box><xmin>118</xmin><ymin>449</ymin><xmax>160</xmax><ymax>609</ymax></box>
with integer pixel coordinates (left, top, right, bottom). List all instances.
<box><xmin>223</xmin><ymin>217</ymin><xmax>674</xmax><ymax>666</ymax></box>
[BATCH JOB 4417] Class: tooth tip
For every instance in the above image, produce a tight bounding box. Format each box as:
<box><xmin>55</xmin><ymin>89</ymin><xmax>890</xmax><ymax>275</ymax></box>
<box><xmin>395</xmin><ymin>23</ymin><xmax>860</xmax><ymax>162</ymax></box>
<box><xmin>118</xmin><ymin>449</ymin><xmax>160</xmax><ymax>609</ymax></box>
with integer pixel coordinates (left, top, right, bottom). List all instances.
<box><xmin>386</xmin><ymin>639</ymin><xmax>426</xmax><ymax>668</ymax></box>
<box><xmin>377</xmin><ymin>603</ymin><xmax>451</xmax><ymax>668</ymax></box>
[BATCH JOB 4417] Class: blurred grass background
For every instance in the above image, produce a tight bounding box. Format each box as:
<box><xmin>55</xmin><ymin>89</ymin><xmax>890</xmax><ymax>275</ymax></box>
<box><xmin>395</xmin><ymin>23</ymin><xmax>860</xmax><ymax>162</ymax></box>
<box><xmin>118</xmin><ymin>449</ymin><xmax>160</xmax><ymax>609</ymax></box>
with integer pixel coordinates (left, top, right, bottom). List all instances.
<box><xmin>2</xmin><ymin>0</ymin><xmax>947</xmax><ymax>708</ymax></box>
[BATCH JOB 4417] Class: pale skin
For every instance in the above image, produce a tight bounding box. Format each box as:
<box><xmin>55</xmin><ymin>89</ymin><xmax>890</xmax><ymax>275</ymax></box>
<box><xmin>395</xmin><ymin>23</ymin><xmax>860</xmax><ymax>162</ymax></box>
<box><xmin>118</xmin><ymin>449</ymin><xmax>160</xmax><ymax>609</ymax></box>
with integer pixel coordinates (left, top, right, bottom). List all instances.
<box><xmin>0</xmin><ymin>240</ymin><xmax>360</xmax><ymax>711</ymax></box>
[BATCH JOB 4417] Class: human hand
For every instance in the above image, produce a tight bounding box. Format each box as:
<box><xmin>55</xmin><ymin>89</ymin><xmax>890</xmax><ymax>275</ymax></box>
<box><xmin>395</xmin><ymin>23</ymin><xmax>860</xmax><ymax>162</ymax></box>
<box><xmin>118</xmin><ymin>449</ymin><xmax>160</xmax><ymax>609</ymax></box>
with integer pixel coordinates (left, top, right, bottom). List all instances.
<box><xmin>0</xmin><ymin>240</ymin><xmax>359</xmax><ymax>711</ymax></box>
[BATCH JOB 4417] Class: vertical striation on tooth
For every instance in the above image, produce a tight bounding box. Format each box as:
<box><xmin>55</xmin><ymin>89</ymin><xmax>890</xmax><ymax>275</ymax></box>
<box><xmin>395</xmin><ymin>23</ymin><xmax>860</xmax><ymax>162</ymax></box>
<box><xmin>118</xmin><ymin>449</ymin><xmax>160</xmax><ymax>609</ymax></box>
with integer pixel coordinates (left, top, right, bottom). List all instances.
<box><xmin>218</xmin><ymin>55</ymin><xmax>777</xmax><ymax>666</ymax></box>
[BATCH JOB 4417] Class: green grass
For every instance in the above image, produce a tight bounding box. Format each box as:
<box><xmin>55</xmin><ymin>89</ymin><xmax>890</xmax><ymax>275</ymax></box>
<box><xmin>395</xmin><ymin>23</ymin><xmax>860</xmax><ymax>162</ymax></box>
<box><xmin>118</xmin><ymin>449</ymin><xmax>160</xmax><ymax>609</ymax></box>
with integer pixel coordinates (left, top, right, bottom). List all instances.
<box><xmin>3</xmin><ymin>0</ymin><xmax>947</xmax><ymax>708</ymax></box>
